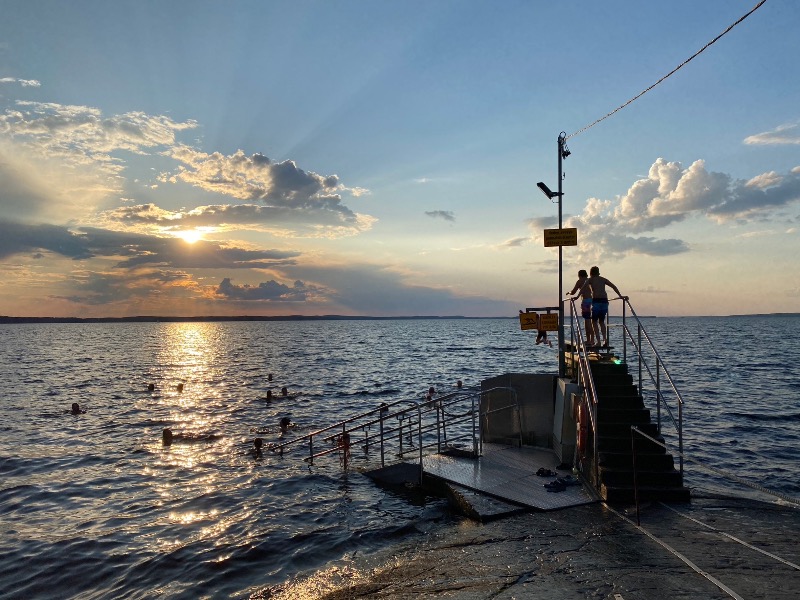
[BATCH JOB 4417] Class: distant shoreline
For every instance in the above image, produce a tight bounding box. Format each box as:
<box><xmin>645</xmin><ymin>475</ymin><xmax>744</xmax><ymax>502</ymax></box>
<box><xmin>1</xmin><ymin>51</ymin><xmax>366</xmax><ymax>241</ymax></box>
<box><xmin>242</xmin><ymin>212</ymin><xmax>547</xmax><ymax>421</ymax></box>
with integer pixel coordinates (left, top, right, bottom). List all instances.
<box><xmin>0</xmin><ymin>313</ymin><xmax>798</xmax><ymax>324</ymax></box>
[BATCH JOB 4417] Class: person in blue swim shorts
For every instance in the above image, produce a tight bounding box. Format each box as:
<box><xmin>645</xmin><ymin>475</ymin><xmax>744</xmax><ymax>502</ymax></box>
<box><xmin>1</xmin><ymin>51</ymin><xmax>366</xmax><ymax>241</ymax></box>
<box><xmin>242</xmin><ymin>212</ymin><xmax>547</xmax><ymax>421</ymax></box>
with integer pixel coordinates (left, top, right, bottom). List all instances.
<box><xmin>587</xmin><ymin>266</ymin><xmax>624</xmax><ymax>348</ymax></box>
<box><xmin>568</xmin><ymin>269</ymin><xmax>595</xmax><ymax>347</ymax></box>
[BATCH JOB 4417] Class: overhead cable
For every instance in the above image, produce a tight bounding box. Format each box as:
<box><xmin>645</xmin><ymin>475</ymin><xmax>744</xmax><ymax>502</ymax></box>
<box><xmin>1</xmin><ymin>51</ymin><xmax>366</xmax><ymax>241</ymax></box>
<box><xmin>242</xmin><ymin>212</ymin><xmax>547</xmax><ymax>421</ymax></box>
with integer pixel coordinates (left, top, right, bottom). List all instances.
<box><xmin>566</xmin><ymin>0</ymin><xmax>768</xmax><ymax>141</ymax></box>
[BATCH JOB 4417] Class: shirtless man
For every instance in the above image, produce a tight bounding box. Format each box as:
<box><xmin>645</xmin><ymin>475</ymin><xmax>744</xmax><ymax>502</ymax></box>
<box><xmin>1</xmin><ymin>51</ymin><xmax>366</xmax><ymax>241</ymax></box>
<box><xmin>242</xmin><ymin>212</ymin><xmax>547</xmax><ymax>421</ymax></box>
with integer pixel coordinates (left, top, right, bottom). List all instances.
<box><xmin>586</xmin><ymin>266</ymin><xmax>623</xmax><ymax>348</ymax></box>
<box><xmin>567</xmin><ymin>269</ymin><xmax>595</xmax><ymax>347</ymax></box>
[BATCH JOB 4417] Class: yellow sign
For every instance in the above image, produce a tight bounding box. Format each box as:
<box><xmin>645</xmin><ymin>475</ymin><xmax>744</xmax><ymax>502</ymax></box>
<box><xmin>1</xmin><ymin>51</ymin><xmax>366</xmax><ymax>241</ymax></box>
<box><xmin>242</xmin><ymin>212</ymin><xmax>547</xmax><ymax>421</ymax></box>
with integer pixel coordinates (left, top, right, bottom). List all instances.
<box><xmin>519</xmin><ymin>312</ymin><xmax>559</xmax><ymax>331</ymax></box>
<box><xmin>519</xmin><ymin>312</ymin><xmax>539</xmax><ymax>331</ymax></box>
<box><xmin>538</xmin><ymin>313</ymin><xmax>559</xmax><ymax>331</ymax></box>
<box><xmin>543</xmin><ymin>227</ymin><xmax>578</xmax><ymax>247</ymax></box>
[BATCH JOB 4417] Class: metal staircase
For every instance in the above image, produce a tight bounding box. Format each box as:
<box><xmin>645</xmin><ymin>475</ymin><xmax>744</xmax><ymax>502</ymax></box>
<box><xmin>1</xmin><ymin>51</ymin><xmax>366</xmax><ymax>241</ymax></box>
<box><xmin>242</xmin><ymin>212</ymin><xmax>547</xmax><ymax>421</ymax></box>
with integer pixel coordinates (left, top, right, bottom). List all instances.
<box><xmin>567</xmin><ymin>297</ymin><xmax>690</xmax><ymax>503</ymax></box>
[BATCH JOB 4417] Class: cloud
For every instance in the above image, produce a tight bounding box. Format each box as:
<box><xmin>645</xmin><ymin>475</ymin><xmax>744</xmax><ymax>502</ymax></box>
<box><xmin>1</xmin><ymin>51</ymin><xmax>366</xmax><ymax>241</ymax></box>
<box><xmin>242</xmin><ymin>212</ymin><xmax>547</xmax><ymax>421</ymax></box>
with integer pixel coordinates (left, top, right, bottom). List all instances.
<box><xmin>157</xmin><ymin>147</ymin><xmax>375</xmax><ymax>236</ymax></box>
<box><xmin>549</xmin><ymin>158</ymin><xmax>800</xmax><ymax>261</ymax></box>
<box><xmin>215</xmin><ymin>277</ymin><xmax>325</xmax><ymax>302</ymax></box>
<box><xmin>744</xmin><ymin>122</ymin><xmax>800</xmax><ymax>145</ymax></box>
<box><xmin>54</xmin><ymin>269</ymin><xmax>196</xmax><ymax>306</ymax></box>
<box><xmin>500</xmin><ymin>236</ymin><xmax>530</xmax><ymax>248</ymax></box>
<box><xmin>0</xmin><ymin>77</ymin><xmax>41</xmax><ymax>87</ymax></box>
<box><xmin>0</xmin><ymin>219</ymin><xmax>299</xmax><ymax>269</ymax></box>
<box><xmin>101</xmin><ymin>202</ymin><xmax>376</xmax><ymax>238</ymax></box>
<box><xmin>281</xmin><ymin>262</ymin><xmax>520</xmax><ymax>316</ymax></box>
<box><xmin>0</xmin><ymin>101</ymin><xmax>198</xmax><ymax>223</ymax></box>
<box><xmin>425</xmin><ymin>210</ymin><xmax>455</xmax><ymax>222</ymax></box>
<box><xmin>0</xmin><ymin>100</ymin><xmax>375</xmax><ymax>237</ymax></box>
<box><xmin>1</xmin><ymin>101</ymin><xmax>197</xmax><ymax>164</ymax></box>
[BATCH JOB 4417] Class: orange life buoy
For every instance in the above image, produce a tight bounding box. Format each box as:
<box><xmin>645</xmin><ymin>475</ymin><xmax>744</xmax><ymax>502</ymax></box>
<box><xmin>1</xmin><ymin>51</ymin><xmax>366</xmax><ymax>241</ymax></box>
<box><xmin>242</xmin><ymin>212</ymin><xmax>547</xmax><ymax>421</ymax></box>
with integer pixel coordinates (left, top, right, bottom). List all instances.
<box><xmin>577</xmin><ymin>401</ymin><xmax>588</xmax><ymax>458</ymax></box>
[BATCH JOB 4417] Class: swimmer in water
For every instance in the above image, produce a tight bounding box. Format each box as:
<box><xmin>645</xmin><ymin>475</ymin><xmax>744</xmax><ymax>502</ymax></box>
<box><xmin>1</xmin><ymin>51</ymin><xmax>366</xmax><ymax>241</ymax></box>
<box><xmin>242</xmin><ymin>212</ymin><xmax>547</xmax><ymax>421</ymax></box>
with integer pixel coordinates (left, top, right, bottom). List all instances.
<box><xmin>251</xmin><ymin>437</ymin><xmax>264</xmax><ymax>458</ymax></box>
<box><xmin>281</xmin><ymin>386</ymin><xmax>288</xmax><ymax>397</ymax></box>
<box><xmin>162</xmin><ymin>427</ymin><xmax>220</xmax><ymax>446</ymax></box>
<box><xmin>70</xmin><ymin>402</ymin><xmax>85</xmax><ymax>415</ymax></box>
<box><xmin>279</xmin><ymin>416</ymin><xmax>293</xmax><ymax>435</ymax></box>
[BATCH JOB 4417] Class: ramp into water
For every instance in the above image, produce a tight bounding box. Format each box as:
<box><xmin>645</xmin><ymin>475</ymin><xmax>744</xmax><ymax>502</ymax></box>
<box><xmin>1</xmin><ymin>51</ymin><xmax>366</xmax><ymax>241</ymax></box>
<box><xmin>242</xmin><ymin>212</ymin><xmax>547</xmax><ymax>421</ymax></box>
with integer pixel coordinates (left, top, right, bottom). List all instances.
<box><xmin>422</xmin><ymin>443</ymin><xmax>596</xmax><ymax>512</ymax></box>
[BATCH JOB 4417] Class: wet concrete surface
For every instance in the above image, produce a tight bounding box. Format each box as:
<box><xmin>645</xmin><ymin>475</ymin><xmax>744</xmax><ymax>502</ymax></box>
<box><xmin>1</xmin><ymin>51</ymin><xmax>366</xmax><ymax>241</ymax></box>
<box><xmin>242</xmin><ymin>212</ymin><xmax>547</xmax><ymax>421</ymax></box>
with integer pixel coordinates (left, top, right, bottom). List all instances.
<box><xmin>270</xmin><ymin>494</ymin><xmax>800</xmax><ymax>599</ymax></box>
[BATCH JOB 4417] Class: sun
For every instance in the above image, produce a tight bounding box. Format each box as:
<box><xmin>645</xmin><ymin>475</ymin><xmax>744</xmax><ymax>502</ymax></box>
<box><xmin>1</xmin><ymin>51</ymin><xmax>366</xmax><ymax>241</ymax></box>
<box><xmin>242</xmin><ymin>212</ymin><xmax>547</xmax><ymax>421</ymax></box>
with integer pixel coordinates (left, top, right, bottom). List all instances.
<box><xmin>175</xmin><ymin>229</ymin><xmax>203</xmax><ymax>244</ymax></box>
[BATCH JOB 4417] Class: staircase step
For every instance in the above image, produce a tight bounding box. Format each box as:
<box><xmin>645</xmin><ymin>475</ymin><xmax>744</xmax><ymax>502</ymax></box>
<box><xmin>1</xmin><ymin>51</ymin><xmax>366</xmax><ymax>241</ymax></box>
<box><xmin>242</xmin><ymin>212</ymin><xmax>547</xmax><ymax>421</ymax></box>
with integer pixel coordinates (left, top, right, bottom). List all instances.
<box><xmin>601</xmin><ymin>484</ymin><xmax>691</xmax><ymax>504</ymax></box>
<box><xmin>597</xmin><ymin>435</ymin><xmax>666</xmax><ymax>454</ymax></box>
<box><xmin>599</xmin><ymin>451</ymin><xmax>675</xmax><ymax>470</ymax></box>
<box><xmin>597</xmin><ymin>421</ymin><xmax>659</xmax><ymax>438</ymax></box>
<box><xmin>597</xmin><ymin>407</ymin><xmax>651</xmax><ymax>424</ymax></box>
<box><xmin>595</xmin><ymin>385</ymin><xmax>641</xmax><ymax>400</ymax></box>
<box><xmin>599</xmin><ymin>466</ymin><xmax>684</xmax><ymax>488</ymax></box>
<box><xmin>592</xmin><ymin>375</ymin><xmax>634</xmax><ymax>388</ymax></box>
<box><xmin>597</xmin><ymin>394</ymin><xmax>644</xmax><ymax>408</ymax></box>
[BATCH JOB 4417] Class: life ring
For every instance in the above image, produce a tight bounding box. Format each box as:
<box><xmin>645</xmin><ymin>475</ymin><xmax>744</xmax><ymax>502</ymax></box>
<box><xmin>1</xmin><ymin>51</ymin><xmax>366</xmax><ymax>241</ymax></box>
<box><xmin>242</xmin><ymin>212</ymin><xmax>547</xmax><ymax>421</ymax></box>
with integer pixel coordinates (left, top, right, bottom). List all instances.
<box><xmin>577</xmin><ymin>400</ymin><xmax>588</xmax><ymax>458</ymax></box>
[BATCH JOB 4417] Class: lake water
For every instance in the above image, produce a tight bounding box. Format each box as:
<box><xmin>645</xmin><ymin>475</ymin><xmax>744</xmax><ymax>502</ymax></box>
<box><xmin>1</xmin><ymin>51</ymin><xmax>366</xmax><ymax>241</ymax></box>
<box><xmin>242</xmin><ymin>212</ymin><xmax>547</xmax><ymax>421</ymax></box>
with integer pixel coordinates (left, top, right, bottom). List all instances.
<box><xmin>1</xmin><ymin>316</ymin><xmax>798</xmax><ymax>599</ymax></box>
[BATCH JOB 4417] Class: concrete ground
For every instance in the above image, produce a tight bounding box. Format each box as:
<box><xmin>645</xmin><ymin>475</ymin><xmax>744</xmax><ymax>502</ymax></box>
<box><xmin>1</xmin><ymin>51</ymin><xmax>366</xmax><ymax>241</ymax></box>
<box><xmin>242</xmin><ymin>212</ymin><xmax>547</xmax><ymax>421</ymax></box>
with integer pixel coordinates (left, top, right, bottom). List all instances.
<box><xmin>272</xmin><ymin>494</ymin><xmax>800</xmax><ymax>599</ymax></box>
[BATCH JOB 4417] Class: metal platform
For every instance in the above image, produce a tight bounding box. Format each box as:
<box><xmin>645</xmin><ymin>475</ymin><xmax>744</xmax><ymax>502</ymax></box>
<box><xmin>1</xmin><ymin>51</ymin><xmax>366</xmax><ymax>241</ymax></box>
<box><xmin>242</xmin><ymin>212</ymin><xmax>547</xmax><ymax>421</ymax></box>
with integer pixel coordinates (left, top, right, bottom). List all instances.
<box><xmin>422</xmin><ymin>443</ymin><xmax>597</xmax><ymax>511</ymax></box>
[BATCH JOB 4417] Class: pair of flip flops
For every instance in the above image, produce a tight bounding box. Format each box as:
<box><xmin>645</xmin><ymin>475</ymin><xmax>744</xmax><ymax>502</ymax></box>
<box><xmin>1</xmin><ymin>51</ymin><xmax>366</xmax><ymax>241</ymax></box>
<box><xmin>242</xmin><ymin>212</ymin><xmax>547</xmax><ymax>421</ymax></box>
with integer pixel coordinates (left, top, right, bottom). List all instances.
<box><xmin>536</xmin><ymin>467</ymin><xmax>557</xmax><ymax>477</ymax></box>
<box><xmin>543</xmin><ymin>475</ymin><xmax>580</xmax><ymax>492</ymax></box>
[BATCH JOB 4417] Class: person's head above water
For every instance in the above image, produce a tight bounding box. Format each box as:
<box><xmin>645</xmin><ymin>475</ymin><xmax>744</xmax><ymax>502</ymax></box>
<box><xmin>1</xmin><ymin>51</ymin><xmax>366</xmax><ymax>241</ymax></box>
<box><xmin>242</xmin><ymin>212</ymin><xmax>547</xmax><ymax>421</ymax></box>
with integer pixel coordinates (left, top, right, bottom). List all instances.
<box><xmin>71</xmin><ymin>402</ymin><xmax>82</xmax><ymax>415</ymax></box>
<box><xmin>279</xmin><ymin>417</ymin><xmax>292</xmax><ymax>432</ymax></box>
<box><xmin>162</xmin><ymin>428</ymin><xmax>173</xmax><ymax>446</ymax></box>
<box><xmin>253</xmin><ymin>437</ymin><xmax>264</xmax><ymax>449</ymax></box>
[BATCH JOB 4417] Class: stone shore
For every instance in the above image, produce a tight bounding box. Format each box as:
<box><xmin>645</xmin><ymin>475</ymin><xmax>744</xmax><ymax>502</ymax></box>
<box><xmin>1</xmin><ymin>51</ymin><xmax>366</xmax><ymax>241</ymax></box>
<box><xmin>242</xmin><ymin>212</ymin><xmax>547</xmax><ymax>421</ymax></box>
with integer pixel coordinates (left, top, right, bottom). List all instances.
<box><xmin>272</xmin><ymin>494</ymin><xmax>800</xmax><ymax>599</ymax></box>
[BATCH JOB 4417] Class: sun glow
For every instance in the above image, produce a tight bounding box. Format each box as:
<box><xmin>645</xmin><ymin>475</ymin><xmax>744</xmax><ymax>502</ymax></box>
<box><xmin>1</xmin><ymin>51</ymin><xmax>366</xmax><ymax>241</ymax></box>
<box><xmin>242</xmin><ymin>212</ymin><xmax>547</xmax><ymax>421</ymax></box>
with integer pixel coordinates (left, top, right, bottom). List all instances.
<box><xmin>175</xmin><ymin>229</ymin><xmax>203</xmax><ymax>244</ymax></box>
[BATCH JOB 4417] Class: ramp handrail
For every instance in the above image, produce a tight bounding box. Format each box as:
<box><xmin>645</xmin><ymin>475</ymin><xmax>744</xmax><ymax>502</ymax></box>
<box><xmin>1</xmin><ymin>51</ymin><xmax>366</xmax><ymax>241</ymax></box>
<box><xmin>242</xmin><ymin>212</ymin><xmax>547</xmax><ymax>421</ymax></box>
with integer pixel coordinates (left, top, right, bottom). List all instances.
<box><xmin>265</xmin><ymin>386</ymin><xmax>519</xmax><ymax>480</ymax></box>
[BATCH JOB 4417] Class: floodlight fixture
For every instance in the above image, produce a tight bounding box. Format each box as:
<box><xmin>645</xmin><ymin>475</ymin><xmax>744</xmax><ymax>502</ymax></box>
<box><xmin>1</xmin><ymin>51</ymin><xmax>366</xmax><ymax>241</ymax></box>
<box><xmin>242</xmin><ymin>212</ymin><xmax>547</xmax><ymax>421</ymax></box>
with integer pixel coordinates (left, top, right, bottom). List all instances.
<box><xmin>537</xmin><ymin>181</ymin><xmax>562</xmax><ymax>199</ymax></box>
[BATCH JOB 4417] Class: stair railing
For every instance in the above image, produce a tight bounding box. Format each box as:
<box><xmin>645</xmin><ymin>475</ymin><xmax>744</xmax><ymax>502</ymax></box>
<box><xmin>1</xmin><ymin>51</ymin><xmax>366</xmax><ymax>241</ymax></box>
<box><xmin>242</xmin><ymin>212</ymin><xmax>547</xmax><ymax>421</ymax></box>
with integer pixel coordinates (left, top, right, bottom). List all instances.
<box><xmin>565</xmin><ymin>296</ymin><xmax>601</xmax><ymax>482</ymax></box>
<box><xmin>616</xmin><ymin>297</ymin><xmax>685</xmax><ymax>476</ymax></box>
<box><xmin>565</xmin><ymin>296</ymin><xmax>686</xmax><ymax>479</ymax></box>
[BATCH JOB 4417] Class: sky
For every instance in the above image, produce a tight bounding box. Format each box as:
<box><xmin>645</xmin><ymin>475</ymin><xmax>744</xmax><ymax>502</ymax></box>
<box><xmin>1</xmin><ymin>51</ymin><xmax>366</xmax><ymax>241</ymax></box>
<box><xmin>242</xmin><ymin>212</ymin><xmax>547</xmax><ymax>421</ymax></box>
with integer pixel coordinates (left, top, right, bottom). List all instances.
<box><xmin>1</xmin><ymin>0</ymin><xmax>798</xmax><ymax>318</ymax></box>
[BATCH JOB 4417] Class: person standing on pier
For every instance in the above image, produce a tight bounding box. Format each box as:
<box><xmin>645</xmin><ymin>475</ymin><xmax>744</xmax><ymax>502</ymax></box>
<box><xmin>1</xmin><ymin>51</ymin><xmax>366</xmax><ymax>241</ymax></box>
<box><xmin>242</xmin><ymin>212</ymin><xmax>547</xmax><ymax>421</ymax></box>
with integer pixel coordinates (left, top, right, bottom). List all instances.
<box><xmin>567</xmin><ymin>269</ymin><xmax>595</xmax><ymax>347</ymax></box>
<box><xmin>587</xmin><ymin>266</ymin><xmax>623</xmax><ymax>348</ymax></box>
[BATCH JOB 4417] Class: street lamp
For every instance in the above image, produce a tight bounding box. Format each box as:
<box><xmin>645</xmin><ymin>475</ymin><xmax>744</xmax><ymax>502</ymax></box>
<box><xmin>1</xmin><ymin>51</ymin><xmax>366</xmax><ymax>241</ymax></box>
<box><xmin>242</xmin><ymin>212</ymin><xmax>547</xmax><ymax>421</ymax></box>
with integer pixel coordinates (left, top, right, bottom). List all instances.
<box><xmin>536</xmin><ymin>181</ymin><xmax>561</xmax><ymax>199</ymax></box>
<box><xmin>537</xmin><ymin>132</ymin><xmax>570</xmax><ymax>377</ymax></box>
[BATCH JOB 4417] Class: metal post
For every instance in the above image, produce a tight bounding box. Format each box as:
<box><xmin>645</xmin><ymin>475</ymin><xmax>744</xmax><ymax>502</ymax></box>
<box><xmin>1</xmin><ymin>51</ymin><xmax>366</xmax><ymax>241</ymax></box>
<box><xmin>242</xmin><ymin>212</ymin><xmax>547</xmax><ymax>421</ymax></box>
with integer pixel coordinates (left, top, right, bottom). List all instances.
<box><xmin>557</xmin><ymin>133</ymin><xmax>566</xmax><ymax>377</ymax></box>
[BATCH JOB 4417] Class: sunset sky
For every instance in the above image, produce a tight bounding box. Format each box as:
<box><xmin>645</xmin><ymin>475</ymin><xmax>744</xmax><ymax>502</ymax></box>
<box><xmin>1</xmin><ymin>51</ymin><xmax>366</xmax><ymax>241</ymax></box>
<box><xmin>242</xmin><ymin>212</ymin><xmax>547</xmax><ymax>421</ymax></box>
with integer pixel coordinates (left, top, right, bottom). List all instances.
<box><xmin>1</xmin><ymin>0</ymin><xmax>798</xmax><ymax>318</ymax></box>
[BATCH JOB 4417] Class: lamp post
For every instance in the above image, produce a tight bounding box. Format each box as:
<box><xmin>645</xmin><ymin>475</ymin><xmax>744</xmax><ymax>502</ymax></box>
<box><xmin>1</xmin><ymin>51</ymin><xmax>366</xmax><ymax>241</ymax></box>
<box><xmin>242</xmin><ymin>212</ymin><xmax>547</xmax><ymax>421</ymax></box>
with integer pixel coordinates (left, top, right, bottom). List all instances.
<box><xmin>537</xmin><ymin>132</ymin><xmax>570</xmax><ymax>377</ymax></box>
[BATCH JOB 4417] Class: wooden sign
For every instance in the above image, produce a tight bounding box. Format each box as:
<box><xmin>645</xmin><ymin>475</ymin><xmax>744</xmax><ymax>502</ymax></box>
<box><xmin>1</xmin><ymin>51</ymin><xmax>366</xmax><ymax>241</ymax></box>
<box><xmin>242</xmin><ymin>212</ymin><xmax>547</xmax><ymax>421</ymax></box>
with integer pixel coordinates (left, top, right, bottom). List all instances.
<box><xmin>543</xmin><ymin>228</ymin><xmax>578</xmax><ymax>247</ymax></box>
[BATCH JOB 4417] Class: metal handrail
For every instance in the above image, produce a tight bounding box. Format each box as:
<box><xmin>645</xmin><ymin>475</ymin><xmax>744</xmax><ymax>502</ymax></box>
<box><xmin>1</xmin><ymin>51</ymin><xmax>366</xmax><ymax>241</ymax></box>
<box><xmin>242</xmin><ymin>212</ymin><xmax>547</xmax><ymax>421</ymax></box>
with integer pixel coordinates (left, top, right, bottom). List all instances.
<box><xmin>264</xmin><ymin>386</ymin><xmax>520</xmax><ymax>480</ymax></box>
<box><xmin>564</xmin><ymin>295</ymin><xmax>685</xmax><ymax>478</ymax></box>
<box><xmin>617</xmin><ymin>297</ymin><xmax>684</xmax><ymax>476</ymax></box>
<box><xmin>565</xmin><ymin>296</ymin><xmax>601</xmax><ymax>480</ymax></box>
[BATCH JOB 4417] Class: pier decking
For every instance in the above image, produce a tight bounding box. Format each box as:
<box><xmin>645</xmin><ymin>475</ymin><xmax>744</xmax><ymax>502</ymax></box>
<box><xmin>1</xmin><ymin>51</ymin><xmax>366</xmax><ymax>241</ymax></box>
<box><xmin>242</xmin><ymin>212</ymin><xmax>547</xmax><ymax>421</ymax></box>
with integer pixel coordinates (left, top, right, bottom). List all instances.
<box><xmin>421</xmin><ymin>443</ymin><xmax>596</xmax><ymax>513</ymax></box>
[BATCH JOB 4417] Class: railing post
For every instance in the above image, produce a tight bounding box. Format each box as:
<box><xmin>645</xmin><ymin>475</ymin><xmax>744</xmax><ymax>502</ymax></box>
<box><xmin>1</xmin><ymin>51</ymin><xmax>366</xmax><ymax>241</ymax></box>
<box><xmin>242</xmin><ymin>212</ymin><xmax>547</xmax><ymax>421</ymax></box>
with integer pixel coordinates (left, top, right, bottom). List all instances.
<box><xmin>622</xmin><ymin>299</ymin><xmax>628</xmax><ymax>365</ymax></box>
<box><xmin>679</xmin><ymin>400</ymin><xmax>684</xmax><ymax>478</ymax></box>
<box><xmin>439</xmin><ymin>399</ymin><xmax>447</xmax><ymax>451</ymax></box>
<box><xmin>308</xmin><ymin>435</ymin><xmax>314</xmax><ymax>465</ymax></box>
<box><xmin>656</xmin><ymin>359</ymin><xmax>662</xmax><ymax>433</ymax></box>
<box><xmin>632</xmin><ymin>426</ymin><xmax>640</xmax><ymax>526</ymax></box>
<box><xmin>399</xmin><ymin>414</ymin><xmax>405</xmax><ymax>457</ymax></box>
<box><xmin>637</xmin><ymin>324</ymin><xmax>643</xmax><ymax>393</ymax></box>
<box><xmin>379</xmin><ymin>403</ymin><xmax>386</xmax><ymax>467</ymax></box>
<box><xmin>470</xmin><ymin>394</ymin><xmax>475</xmax><ymax>455</ymax></box>
<box><xmin>417</xmin><ymin>405</ymin><xmax>424</xmax><ymax>485</ymax></box>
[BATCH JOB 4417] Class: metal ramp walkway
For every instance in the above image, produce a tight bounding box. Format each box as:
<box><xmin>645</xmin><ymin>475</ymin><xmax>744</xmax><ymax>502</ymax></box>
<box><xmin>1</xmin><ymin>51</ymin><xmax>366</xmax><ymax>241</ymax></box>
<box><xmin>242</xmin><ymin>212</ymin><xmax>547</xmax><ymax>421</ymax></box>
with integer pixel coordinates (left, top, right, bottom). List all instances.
<box><xmin>422</xmin><ymin>443</ymin><xmax>596</xmax><ymax>513</ymax></box>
